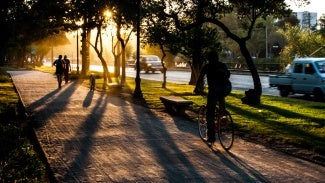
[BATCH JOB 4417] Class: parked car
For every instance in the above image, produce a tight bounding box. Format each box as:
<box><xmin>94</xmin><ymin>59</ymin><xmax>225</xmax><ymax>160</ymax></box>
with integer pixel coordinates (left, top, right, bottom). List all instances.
<box><xmin>127</xmin><ymin>58</ymin><xmax>135</xmax><ymax>67</ymax></box>
<box><xmin>269</xmin><ymin>57</ymin><xmax>325</xmax><ymax>100</ymax></box>
<box><xmin>135</xmin><ymin>55</ymin><xmax>164</xmax><ymax>73</ymax></box>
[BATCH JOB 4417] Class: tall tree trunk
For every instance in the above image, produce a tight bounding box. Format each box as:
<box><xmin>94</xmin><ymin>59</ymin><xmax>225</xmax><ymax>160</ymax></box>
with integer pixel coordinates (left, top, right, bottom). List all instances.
<box><xmin>111</xmin><ymin>39</ymin><xmax>119</xmax><ymax>78</ymax></box>
<box><xmin>90</xmin><ymin>25</ymin><xmax>112</xmax><ymax>85</ymax></box>
<box><xmin>239</xmin><ymin>40</ymin><xmax>262</xmax><ymax>105</ymax></box>
<box><xmin>159</xmin><ymin>43</ymin><xmax>167</xmax><ymax>88</ymax></box>
<box><xmin>189</xmin><ymin>52</ymin><xmax>202</xmax><ymax>85</ymax></box>
<box><xmin>116</xmin><ymin>21</ymin><xmax>124</xmax><ymax>85</ymax></box>
<box><xmin>121</xmin><ymin>47</ymin><xmax>126</xmax><ymax>85</ymax></box>
<box><xmin>99</xmin><ymin>54</ymin><xmax>112</xmax><ymax>84</ymax></box>
<box><xmin>116</xmin><ymin>42</ymin><xmax>121</xmax><ymax>77</ymax></box>
<box><xmin>116</xmin><ymin>16</ymin><xmax>133</xmax><ymax>86</ymax></box>
<box><xmin>189</xmin><ymin>28</ymin><xmax>204</xmax><ymax>86</ymax></box>
<box><xmin>81</xmin><ymin>27</ymin><xmax>91</xmax><ymax>77</ymax></box>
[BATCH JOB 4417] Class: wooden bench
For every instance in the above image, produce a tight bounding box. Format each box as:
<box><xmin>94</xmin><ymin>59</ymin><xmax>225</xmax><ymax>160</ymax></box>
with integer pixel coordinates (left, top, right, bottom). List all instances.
<box><xmin>160</xmin><ymin>96</ymin><xmax>193</xmax><ymax>115</ymax></box>
<box><xmin>108</xmin><ymin>83</ymin><xmax>122</xmax><ymax>93</ymax></box>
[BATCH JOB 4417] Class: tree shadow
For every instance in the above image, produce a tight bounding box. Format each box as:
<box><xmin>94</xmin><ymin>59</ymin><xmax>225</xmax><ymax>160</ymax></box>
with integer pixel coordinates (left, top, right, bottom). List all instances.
<box><xmin>125</xmin><ymin>98</ymin><xmax>270</xmax><ymax>182</ymax></box>
<box><xmin>61</xmin><ymin>92</ymin><xmax>109</xmax><ymax>181</ymax></box>
<box><xmin>29</xmin><ymin>82</ymin><xmax>79</xmax><ymax>128</ymax></box>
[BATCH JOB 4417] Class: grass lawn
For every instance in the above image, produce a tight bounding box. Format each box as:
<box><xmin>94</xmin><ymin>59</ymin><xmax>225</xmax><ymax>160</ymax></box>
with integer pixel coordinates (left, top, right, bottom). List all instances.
<box><xmin>0</xmin><ymin>68</ymin><xmax>46</xmax><ymax>182</ymax></box>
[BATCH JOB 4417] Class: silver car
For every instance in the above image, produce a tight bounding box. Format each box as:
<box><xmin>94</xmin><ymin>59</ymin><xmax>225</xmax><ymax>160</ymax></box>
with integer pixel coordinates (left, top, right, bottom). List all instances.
<box><xmin>136</xmin><ymin>55</ymin><xmax>164</xmax><ymax>73</ymax></box>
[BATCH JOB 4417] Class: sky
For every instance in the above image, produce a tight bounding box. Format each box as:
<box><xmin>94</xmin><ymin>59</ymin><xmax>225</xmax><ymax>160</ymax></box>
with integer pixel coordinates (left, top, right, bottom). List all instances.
<box><xmin>286</xmin><ymin>0</ymin><xmax>324</xmax><ymax>18</ymax></box>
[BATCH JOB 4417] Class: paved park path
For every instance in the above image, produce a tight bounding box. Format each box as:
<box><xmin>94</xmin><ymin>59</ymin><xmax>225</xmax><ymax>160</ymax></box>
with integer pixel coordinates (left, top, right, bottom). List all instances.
<box><xmin>9</xmin><ymin>70</ymin><xmax>324</xmax><ymax>182</ymax></box>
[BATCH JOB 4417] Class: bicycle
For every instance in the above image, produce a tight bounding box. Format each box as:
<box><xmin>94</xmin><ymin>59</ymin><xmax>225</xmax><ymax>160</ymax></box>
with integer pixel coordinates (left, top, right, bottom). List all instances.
<box><xmin>198</xmin><ymin>104</ymin><xmax>234</xmax><ymax>150</ymax></box>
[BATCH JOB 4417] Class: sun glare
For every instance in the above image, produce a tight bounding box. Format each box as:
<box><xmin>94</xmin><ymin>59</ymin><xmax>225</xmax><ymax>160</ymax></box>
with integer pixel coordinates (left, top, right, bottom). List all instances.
<box><xmin>103</xmin><ymin>10</ymin><xmax>112</xmax><ymax>18</ymax></box>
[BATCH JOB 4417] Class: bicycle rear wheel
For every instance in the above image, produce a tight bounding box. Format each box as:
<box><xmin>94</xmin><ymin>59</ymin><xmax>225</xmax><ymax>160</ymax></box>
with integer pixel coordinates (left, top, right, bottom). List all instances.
<box><xmin>198</xmin><ymin>105</ymin><xmax>207</xmax><ymax>140</ymax></box>
<box><xmin>217</xmin><ymin>110</ymin><xmax>234</xmax><ymax>150</ymax></box>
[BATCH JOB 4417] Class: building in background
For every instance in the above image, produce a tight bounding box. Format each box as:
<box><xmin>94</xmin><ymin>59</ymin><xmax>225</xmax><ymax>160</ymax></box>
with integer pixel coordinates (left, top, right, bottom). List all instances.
<box><xmin>293</xmin><ymin>11</ymin><xmax>318</xmax><ymax>29</ymax></box>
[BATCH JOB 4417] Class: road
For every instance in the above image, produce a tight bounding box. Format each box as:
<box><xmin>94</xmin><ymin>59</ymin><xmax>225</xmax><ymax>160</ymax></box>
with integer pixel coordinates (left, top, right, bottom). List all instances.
<box><xmin>124</xmin><ymin>68</ymin><xmax>279</xmax><ymax>96</ymax></box>
<box><xmin>62</xmin><ymin>63</ymin><xmax>279</xmax><ymax>96</ymax></box>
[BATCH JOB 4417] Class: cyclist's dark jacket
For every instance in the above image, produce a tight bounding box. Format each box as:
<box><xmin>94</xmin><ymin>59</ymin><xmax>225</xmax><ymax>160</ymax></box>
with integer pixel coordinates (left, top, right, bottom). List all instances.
<box><xmin>200</xmin><ymin>61</ymin><xmax>231</xmax><ymax>90</ymax></box>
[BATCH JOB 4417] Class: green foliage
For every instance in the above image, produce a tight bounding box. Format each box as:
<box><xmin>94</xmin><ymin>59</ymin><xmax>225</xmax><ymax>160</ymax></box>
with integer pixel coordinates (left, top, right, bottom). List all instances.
<box><xmin>1</xmin><ymin>0</ymin><xmax>70</xmax><ymax>67</ymax></box>
<box><xmin>149</xmin><ymin>0</ymin><xmax>297</xmax><ymax>95</ymax></box>
<box><xmin>278</xmin><ymin>25</ymin><xmax>325</xmax><ymax>64</ymax></box>
<box><xmin>0</xmin><ymin>72</ymin><xmax>11</xmax><ymax>83</ymax></box>
<box><xmin>0</xmin><ymin>126</ymin><xmax>45</xmax><ymax>182</ymax></box>
<box><xmin>0</xmin><ymin>68</ymin><xmax>46</xmax><ymax>182</ymax></box>
<box><xmin>0</xmin><ymin>69</ymin><xmax>19</xmax><ymax>119</ymax></box>
<box><xmin>318</xmin><ymin>14</ymin><xmax>325</xmax><ymax>36</ymax></box>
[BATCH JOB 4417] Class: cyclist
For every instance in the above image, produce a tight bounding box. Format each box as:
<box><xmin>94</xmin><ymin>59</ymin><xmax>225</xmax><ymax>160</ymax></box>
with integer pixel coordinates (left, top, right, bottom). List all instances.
<box><xmin>194</xmin><ymin>51</ymin><xmax>232</xmax><ymax>143</ymax></box>
<box><xmin>53</xmin><ymin>55</ymin><xmax>65</xmax><ymax>88</ymax></box>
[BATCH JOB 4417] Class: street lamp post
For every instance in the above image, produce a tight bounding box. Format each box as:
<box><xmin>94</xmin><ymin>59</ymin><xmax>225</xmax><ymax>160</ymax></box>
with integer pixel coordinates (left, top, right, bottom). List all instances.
<box><xmin>133</xmin><ymin>0</ymin><xmax>142</xmax><ymax>98</ymax></box>
<box><xmin>76</xmin><ymin>30</ymin><xmax>79</xmax><ymax>75</ymax></box>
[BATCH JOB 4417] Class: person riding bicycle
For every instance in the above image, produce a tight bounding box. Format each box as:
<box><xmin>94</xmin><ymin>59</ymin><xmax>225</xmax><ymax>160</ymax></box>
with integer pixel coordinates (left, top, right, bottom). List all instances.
<box><xmin>194</xmin><ymin>51</ymin><xmax>232</xmax><ymax>143</ymax></box>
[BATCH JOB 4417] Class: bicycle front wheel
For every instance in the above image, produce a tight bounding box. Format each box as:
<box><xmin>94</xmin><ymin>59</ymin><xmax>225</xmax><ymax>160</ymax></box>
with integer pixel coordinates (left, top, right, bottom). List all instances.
<box><xmin>217</xmin><ymin>110</ymin><xmax>234</xmax><ymax>150</ymax></box>
<box><xmin>198</xmin><ymin>105</ymin><xmax>207</xmax><ymax>140</ymax></box>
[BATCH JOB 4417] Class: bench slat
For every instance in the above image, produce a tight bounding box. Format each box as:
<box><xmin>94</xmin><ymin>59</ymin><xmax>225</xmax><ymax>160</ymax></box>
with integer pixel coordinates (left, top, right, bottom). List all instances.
<box><xmin>160</xmin><ymin>96</ymin><xmax>192</xmax><ymax>114</ymax></box>
<box><xmin>160</xmin><ymin>96</ymin><xmax>193</xmax><ymax>104</ymax></box>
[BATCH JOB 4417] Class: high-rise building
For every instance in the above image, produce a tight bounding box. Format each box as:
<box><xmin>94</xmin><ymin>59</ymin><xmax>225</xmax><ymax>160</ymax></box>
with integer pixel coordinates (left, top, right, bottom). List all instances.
<box><xmin>293</xmin><ymin>11</ymin><xmax>318</xmax><ymax>29</ymax></box>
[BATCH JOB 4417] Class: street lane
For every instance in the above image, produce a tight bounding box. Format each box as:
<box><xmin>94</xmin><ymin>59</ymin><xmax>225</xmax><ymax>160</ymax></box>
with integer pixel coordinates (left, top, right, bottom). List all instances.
<box><xmin>63</xmin><ymin>63</ymin><xmax>279</xmax><ymax>96</ymax></box>
<box><xmin>124</xmin><ymin>68</ymin><xmax>279</xmax><ymax>96</ymax></box>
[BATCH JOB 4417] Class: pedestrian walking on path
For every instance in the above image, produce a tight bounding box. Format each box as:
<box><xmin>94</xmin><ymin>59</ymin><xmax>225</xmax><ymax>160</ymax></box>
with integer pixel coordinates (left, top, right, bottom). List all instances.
<box><xmin>63</xmin><ymin>55</ymin><xmax>71</xmax><ymax>84</ymax></box>
<box><xmin>52</xmin><ymin>55</ymin><xmax>65</xmax><ymax>88</ymax></box>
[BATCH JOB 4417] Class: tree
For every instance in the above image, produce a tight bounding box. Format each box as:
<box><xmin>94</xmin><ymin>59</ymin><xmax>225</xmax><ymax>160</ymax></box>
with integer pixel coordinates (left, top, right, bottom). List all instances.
<box><xmin>133</xmin><ymin>0</ymin><xmax>143</xmax><ymax>98</ymax></box>
<box><xmin>168</xmin><ymin>27</ymin><xmax>221</xmax><ymax>85</ymax></box>
<box><xmin>142</xmin><ymin>1</ymin><xmax>221</xmax><ymax>86</ymax></box>
<box><xmin>88</xmin><ymin>11</ymin><xmax>113</xmax><ymax>85</ymax></box>
<box><xmin>68</xmin><ymin>0</ymin><xmax>96</xmax><ymax>77</ymax></box>
<box><xmin>141</xmin><ymin>2</ymin><xmax>175</xmax><ymax>88</ymax></box>
<box><xmin>156</xmin><ymin>0</ymin><xmax>305</xmax><ymax>105</ymax></box>
<box><xmin>276</xmin><ymin>14</ymin><xmax>300</xmax><ymax>29</ymax></box>
<box><xmin>0</xmin><ymin>0</ymin><xmax>68</xmax><ymax>67</ymax></box>
<box><xmin>318</xmin><ymin>14</ymin><xmax>325</xmax><ymax>38</ymax></box>
<box><xmin>110</xmin><ymin>0</ymin><xmax>137</xmax><ymax>86</ymax></box>
<box><xmin>141</xmin><ymin>21</ymin><xmax>168</xmax><ymax>88</ymax></box>
<box><xmin>29</xmin><ymin>33</ymin><xmax>70</xmax><ymax>66</ymax></box>
<box><xmin>278</xmin><ymin>25</ymin><xmax>325</xmax><ymax>65</ymax></box>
